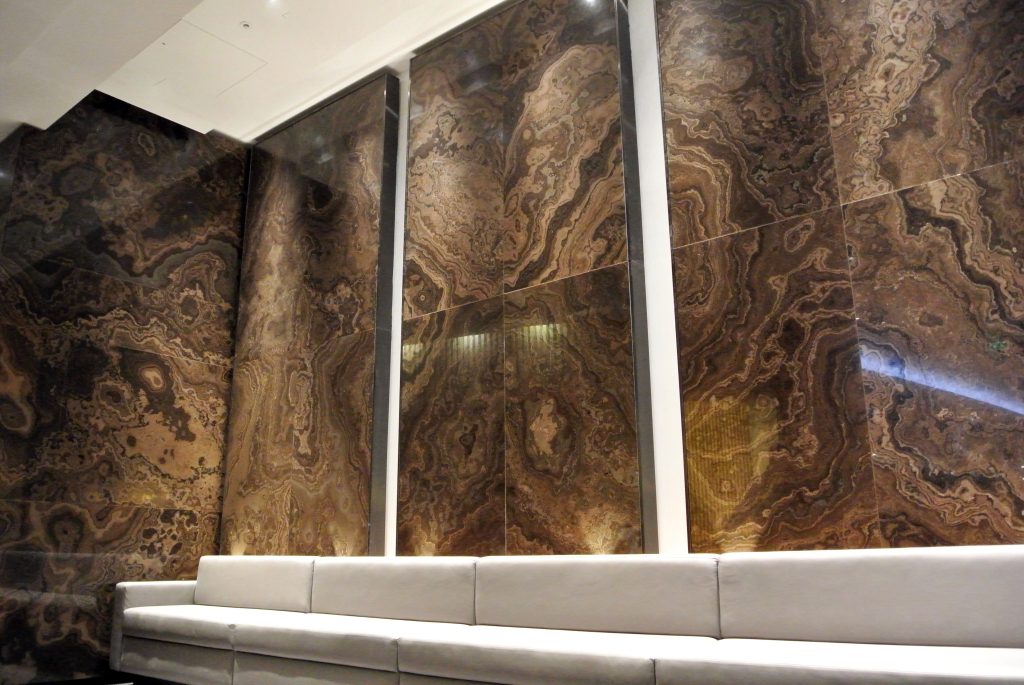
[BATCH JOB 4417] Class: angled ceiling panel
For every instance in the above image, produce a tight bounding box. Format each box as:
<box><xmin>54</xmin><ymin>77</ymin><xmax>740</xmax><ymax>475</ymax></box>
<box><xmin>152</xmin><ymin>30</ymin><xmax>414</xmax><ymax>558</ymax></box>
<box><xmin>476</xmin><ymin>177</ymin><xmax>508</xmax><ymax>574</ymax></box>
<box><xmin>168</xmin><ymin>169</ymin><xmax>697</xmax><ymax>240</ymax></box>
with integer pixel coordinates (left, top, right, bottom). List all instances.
<box><xmin>0</xmin><ymin>0</ymin><xmax>202</xmax><ymax>137</ymax></box>
<box><xmin>100</xmin><ymin>0</ymin><xmax>510</xmax><ymax>140</ymax></box>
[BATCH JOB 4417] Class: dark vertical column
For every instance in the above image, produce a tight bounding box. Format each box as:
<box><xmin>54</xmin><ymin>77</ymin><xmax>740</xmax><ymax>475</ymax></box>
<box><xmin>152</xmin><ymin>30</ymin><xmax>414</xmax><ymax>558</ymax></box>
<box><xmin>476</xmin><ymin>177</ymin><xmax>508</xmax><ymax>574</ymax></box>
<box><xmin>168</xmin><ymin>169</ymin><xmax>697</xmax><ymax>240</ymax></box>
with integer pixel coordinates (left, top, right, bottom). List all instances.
<box><xmin>614</xmin><ymin>0</ymin><xmax>659</xmax><ymax>553</ymax></box>
<box><xmin>368</xmin><ymin>73</ymin><xmax>401</xmax><ymax>555</ymax></box>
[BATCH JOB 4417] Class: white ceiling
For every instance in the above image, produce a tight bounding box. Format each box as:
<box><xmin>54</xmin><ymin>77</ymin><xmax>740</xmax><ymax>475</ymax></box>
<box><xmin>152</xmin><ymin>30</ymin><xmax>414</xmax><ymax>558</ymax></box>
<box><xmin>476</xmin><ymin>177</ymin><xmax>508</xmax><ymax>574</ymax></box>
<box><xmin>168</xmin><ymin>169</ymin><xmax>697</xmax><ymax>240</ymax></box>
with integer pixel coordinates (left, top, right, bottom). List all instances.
<box><xmin>0</xmin><ymin>0</ymin><xmax>506</xmax><ymax>143</ymax></box>
<box><xmin>0</xmin><ymin>0</ymin><xmax>203</xmax><ymax>140</ymax></box>
<box><xmin>100</xmin><ymin>0</ymin><xmax>508</xmax><ymax>141</ymax></box>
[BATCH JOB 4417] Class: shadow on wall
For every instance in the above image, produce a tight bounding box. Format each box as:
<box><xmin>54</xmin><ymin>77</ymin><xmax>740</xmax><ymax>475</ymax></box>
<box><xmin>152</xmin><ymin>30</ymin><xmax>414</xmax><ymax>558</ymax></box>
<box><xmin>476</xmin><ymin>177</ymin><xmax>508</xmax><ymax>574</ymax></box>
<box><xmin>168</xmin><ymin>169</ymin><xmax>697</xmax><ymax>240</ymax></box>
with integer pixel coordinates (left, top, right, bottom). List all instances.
<box><xmin>0</xmin><ymin>92</ymin><xmax>248</xmax><ymax>683</ymax></box>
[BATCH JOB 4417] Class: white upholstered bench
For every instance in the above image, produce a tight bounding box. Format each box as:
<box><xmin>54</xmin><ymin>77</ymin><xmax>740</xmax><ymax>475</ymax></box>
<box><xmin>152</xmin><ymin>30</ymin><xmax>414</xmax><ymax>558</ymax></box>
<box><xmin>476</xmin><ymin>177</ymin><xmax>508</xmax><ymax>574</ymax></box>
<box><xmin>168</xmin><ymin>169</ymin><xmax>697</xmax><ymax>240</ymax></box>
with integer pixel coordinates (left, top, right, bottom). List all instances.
<box><xmin>110</xmin><ymin>545</ymin><xmax>1024</xmax><ymax>684</ymax></box>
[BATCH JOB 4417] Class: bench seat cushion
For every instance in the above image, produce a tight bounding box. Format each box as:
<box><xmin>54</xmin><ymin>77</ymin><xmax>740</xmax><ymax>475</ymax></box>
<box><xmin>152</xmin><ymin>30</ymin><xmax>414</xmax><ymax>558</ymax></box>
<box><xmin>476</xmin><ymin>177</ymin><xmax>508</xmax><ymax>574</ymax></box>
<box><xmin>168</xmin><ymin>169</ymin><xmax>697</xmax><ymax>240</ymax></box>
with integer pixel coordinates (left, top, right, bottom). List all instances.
<box><xmin>399</xmin><ymin>624</ymin><xmax>716</xmax><ymax>685</ymax></box>
<box><xmin>656</xmin><ymin>639</ymin><xmax>1024</xmax><ymax>684</ymax></box>
<box><xmin>233</xmin><ymin>611</ymin><xmax>473</xmax><ymax>672</ymax></box>
<box><xmin>122</xmin><ymin>604</ymin><xmax>248</xmax><ymax>649</ymax></box>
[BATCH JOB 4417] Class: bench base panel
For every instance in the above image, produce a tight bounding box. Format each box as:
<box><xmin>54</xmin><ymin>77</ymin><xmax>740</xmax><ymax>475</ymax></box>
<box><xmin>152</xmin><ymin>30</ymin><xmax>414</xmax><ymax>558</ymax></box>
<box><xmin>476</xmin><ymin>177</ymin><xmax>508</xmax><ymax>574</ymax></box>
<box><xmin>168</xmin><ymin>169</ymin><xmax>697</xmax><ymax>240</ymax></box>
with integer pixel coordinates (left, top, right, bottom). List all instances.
<box><xmin>121</xmin><ymin>637</ymin><xmax>232</xmax><ymax>685</ymax></box>
<box><xmin>234</xmin><ymin>652</ymin><xmax>397</xmax><ymax>685</ymax></box>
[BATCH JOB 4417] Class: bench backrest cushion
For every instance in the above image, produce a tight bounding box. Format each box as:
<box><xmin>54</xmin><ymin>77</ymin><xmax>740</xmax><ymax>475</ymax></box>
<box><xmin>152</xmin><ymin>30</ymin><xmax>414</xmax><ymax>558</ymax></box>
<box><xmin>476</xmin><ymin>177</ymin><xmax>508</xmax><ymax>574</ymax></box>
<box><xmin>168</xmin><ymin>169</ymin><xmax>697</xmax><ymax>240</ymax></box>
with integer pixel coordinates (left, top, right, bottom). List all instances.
<box><xmin>719</xmin><ymin>545</ymin><xmax>1024</xmax><ymax>648</ymax></box>
<box><xmin>312</xmin><ymin>557</ymin><xmax>477</xmax><ymax>623</ymax></box>
<box><xmin>475</xmin><ymin>555</ymin><xmax>720</xmax><ymax>636</ymax></box>
<box><xmin>194</xmin><ymin>556</ymin><xmax>315</xmax><ymax>612</ymax></box>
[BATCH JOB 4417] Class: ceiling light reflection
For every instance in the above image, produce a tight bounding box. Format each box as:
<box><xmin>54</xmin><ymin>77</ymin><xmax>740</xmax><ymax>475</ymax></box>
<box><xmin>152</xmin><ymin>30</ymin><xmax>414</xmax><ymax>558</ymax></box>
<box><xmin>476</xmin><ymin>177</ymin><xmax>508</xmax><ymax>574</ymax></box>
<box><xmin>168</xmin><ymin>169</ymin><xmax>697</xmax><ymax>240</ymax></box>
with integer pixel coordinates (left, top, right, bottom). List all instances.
<box><xmin>860</xmin><ymin>355</ymin><xmax>1024</xmax><ymax>416</ymax></box>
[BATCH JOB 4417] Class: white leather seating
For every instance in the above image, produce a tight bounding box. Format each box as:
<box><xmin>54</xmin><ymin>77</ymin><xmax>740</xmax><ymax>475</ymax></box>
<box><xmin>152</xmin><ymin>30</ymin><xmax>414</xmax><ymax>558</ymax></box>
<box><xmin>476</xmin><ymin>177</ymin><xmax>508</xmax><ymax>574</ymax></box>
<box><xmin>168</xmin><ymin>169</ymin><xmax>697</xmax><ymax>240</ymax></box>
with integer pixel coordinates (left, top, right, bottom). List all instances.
<box><xmin>110</xmin><ymin>545</ymin><xmax>1024</xmax><ymax>685</ymax></box>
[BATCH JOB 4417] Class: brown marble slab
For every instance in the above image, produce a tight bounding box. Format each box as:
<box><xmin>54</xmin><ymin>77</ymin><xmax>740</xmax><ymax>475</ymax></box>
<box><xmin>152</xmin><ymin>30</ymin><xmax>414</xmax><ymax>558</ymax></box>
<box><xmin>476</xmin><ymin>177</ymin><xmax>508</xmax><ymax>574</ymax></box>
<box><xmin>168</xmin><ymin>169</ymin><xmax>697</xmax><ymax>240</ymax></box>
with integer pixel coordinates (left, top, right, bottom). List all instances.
<box><xmin>674</xmin><ymin>208</ymin><xmax>882</xmax><ymax>552</ymax></box>
<box><xmin>498</xmin><ymin>0</ymin><xmax>626</xmax><ymax>292</ymax></box>
<box><xmin>0</xmin><ymin>322</ymin><xmax>69</xmax><ymax>511</ymax></box>
<box><xmin>657</xmin><ymin>0</ymin><xmax>838</xmax><ymax>247</ymax></box>
<box><xmin>0</xmin><ymin>92</ymin><xmax>241</xmax><ymax>683</ymax></box>
<box><xmin>0</xmin><ymin>127</ymin><xmax>22</xmax><ymax>223</ymax></box>
<box><xmin>814</xmin><ymin>0</ymin><xmax>1024</xmax><ymax>203</ymax></box>
<box><xmin>0</xmin><ymin>588</ymin><xmax>106</xmax><ymax>682</ymax></box>
<box><xmin>0</xmin><ymin>92</ymin><xmax>246</xmax><ymax>307</ymax></box>
<box><xmin>239</xmin><ymin>80</ymin><xmax>384</xmax><ymax>347</ymax></box>
<box><xmin>219</xmin><ymin>353</ymin><xmax>295</xmax><ymax>555</ymax></box>
<box><xmin>404</xmin><ymin>0</ymin><xmax>626</xmax><ymax>318</ymax></box>
<box><xmin>222</xmin><ymin>77</ymin><xmax>387</xmax><ymax>556</ymax></box>
<box><xmin>0</xmin><ymin>499</ymin><xmax>218</xmax><ymax>682</ymax></box>
<box><xmin>403</xmin><ymin>21</ymin><xmax>506</xmax><ymax>318</ymax></box>
<box><xmin>504</xmin><ymin>265</ymin><xmax>641</xmax><ymax>554</ymax></box>
<box><xmin>845</xmin><ymin>160</ymin><xmax>1024</xmax><ymax>545</ymax></box>
<box><xmin>398</xmin><ymin>298</ymin><xmax>505</xmax><ymax>555</ymax></box>
<box><xmin>1</xmin><ymin>341</ymin><xmax>231</xmax><ymax>513</ymax></box>
<box><xmin>224</xmin><ymin>326</ymin><xmax>377</xmax><ymax>557</ymax></box>
<box><xmin>288</xmin><ymin>330</ymin><xmax>375</xmax><ymax>556</ymax></box>
<box><xmin>0</xmin><ymin>256</ymin><xmax>234</xmax><ymax>368</ymax></box>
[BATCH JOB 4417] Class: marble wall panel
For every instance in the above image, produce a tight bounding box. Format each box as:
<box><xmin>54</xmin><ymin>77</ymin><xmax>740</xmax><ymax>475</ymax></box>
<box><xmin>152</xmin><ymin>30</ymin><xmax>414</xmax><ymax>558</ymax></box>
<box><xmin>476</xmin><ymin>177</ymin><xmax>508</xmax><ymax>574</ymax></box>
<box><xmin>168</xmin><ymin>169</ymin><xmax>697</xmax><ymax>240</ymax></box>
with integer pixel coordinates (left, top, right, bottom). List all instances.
<box><xmin>0</xmin><ymin>93</ymin><xmax>246</xmax><ymax>307</ymax></box>
<box><xmin>659</xmin><ymin>0</ymin><xmax>1023</xmax><ymax>550</ymax></box>
<box><xmin>0</xmin><ymin>128</ymin><xmax>22</xmax><ymax>223</ymax></box>
<box><xmin>674</xmin><ymin>209</ymin><xmax>881</xmax><ymax>552</ymax></box>
<box><xmin>0</xmin><ymin>256</ymin><xmax>234</xmax><ymax>369</ymax></box>
<box><xmin>403</xmin><ymin>21</ymin><xmax>507</xmax><ymax>318</ymax></box>
<box><xmin>845</xmin><ymin>160</ymin><xmax>1024</xmax><ymax>545</ymax></box>
<box><xmin>218</xmin><ymin>352</ymin><xmax>295</xmax><ymax>556</ymax></box>
<box><xmin>236</xmin><ymin>82</ymin><xmax>384</xmax><ymax>353</ymax></box>
<box><xmin>2</xmin><ymin>340</ymin><xmax>231</xmax><ymax>513</ymax></box>
<box><xmin>398</xmin><ymin>298</ymin><xmax>506</xmax><ymax>556</ymax></box>
<box><xmin>504</xmin><ymin>266</ymin><xmax>641</xmax><ymax>554</ymax></box>
<box><xmin>0</xmin><ymin>499</ymin><xmax>217</xmax><ymax>682</ymax></box>
<box><xmin>287</xmin><ymin>329</ymin><xmax>376</xmax><ymax>556</ymax></box>
<box><xmin>400</xmin><ymin>0</ymin><xmax>642</xmax><ymax>555</ymax></box>
<box><xmin>498</xmin><ymin>0</ymin><xmax>626</xmax><ymax>292</ymax></box>
<box><xmin>813</xmin><ymin>0</ymin><xmax>1024</xmax><ymax>203</ymax></box>
<box><xmin>657</xmin><ymin>0</ymin><xmax>838</xmax><ymax>247</ymax></box>
<box><xmin>0</xmin><ymin>92</ymin><xmax>244</xmax><ymax>682</ymax></box>
<box><xmin>0</xmin><ymin>322</ymin><xmax>69</xmax><ymax>504</ymax></box>
<box><xmin>221</xmin><ymin>77</ymin><xmax>390</xmax><ymax>557</ymax></box>
<box><xmin>404</xmin><ymin>0</ymin><xmax>627</xmax><ymax>318</ymax></box>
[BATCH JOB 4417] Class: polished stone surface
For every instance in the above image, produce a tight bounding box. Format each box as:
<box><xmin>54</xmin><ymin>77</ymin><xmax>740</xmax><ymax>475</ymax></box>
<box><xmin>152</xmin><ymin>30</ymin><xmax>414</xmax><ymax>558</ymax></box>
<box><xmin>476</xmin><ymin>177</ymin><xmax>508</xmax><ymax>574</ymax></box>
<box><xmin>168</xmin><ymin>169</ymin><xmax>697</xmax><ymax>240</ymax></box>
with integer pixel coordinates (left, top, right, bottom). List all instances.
<box><xmin>0</xmin><ymin>499</ymin><xmax>218</xmax><ymax>682</ymax></box>
<box><xmin>0</xmin><ymin>92</ymin><xmax>245</xmax><ymax>682</ymax></box>
<box><xmin>221</xmin><ymin>77</ymin><xmax>388</xmax><ymax>557</ymax></box>
<box><xmin>403</xmin><ymin>0</ymin><xmax>626</xmax><ymax>318</ymax></box>
<box><xmin>403</xmin><ymin>25</ymin><xmax>505</xmax><ymax>317</ymax></box>
<box><xmin>220</xmin><ymin>331</ymin><xmax>376</xmax><ymax>556</ymax></box>
<box><xmin>0</xmin><ymin>128</ymin><xmax>22</xmax><ymax>223</ymax></box>
<box><xmin>498</xmin><ymin>0</ymin><xmax>626</xmax><ymax>293</ymax></box>
<box><xmin>288</xmin><ymin>329</ymin><xmax>376</xmax><ymax>556</ymax></box>
<box><xmin>0</xmin><ymin>92</ymin><xmax>246</xmax><ymax>310</ymax></box>
<box><xmin>660</xmin><ymin>0</ymin><xmax>1024</xmax><ymax>551</ymax></box>
<box><xmin>0</xmin><ymin>255</ymin><xmax>234</xmax><ymax>369</ymax></box>
<box><xmin>846</xmin><ymin>159</ymin><xmax>1024</xmax><ymax>545</ymax></box>
<box><xmin>398</xmin><ymin>297</ymin><xmax>506</xmax><ymax>556</ymax></box>
<box><xmin>400</xmin><ymin>0</ymin><xmax>642</xmax><ymax>555</ymax></box>
<box><xmin>217</xmin><ymin>352</ymin><xmax>295</xmax><ymax>556</ymax></box>
<box><xmin>814</xmin><ymin>0</ymin><xmax>1024</xmax><ymax>203</ymax></box>
<box><xmin>657</xmin><ymin>0</ymin><xmax>838</xmax><ymax>247</ymax></box>
<box><xmin>0</xmin><ymin>338</ymin><xmax>231</xmax><ymax>513</ymax></box>
<box><xmin>504</xmin><ymin>265</ymin><xmax>641</xmax><ymax>554</ymax></box>
<box><xmin>674</xmin><ymin>208</ymin><xmax>881</xmax><ymax>552</ymax></box>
